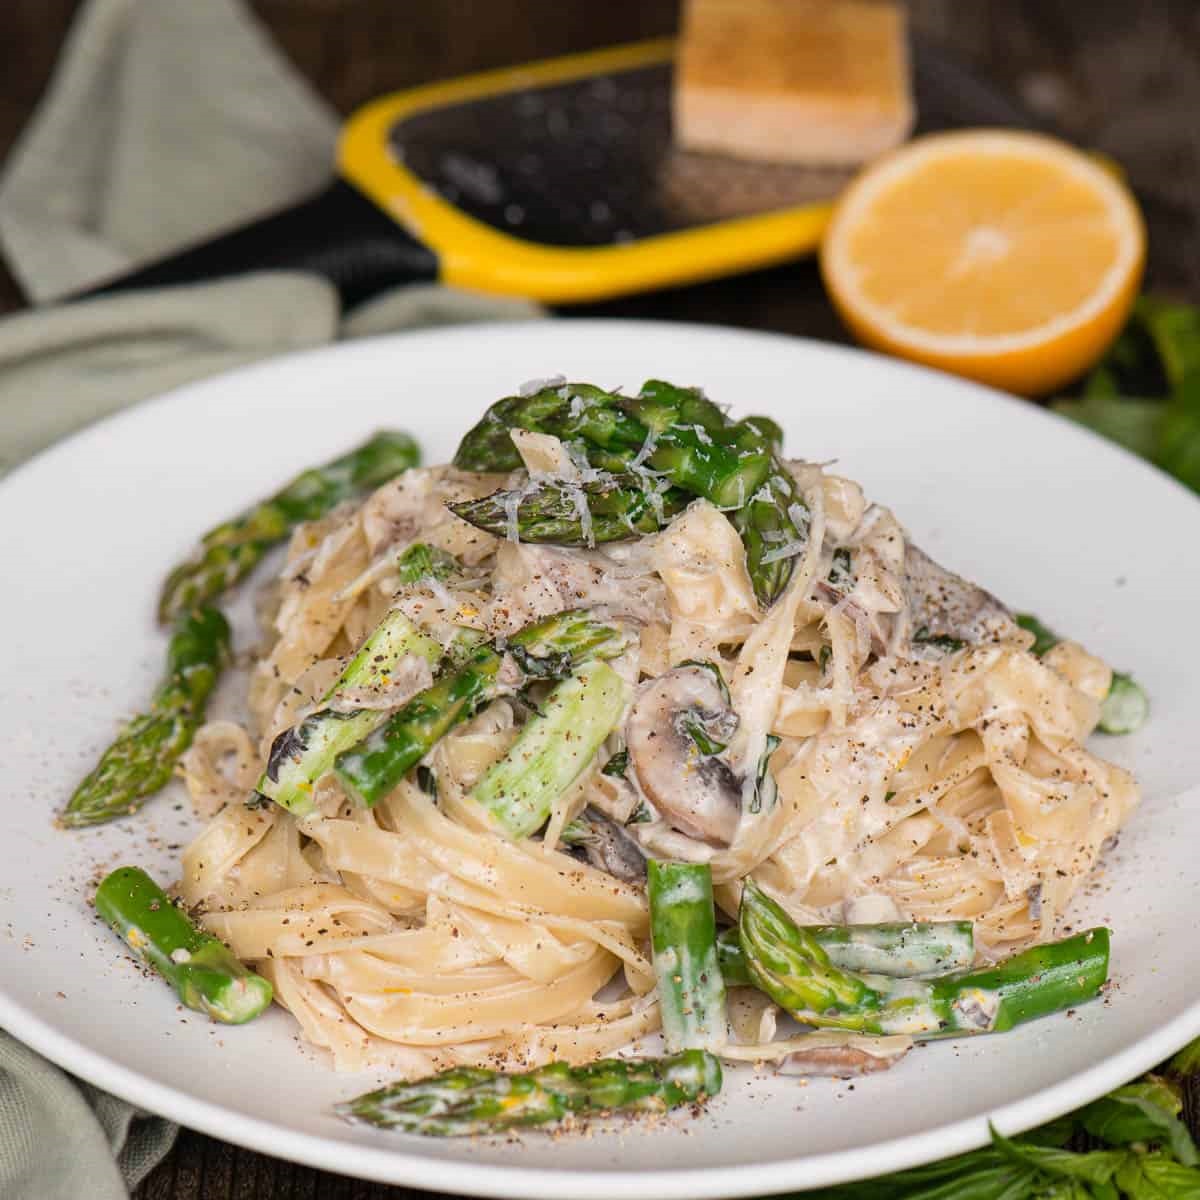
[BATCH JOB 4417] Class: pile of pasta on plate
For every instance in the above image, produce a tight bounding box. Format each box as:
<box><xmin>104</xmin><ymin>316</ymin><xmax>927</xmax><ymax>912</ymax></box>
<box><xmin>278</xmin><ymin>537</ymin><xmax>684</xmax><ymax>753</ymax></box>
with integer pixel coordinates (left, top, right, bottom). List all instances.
<box><xmin>80</xmin><ymin>378</ymin><xmax>1142</xmax><ymax>1135</ymax></box>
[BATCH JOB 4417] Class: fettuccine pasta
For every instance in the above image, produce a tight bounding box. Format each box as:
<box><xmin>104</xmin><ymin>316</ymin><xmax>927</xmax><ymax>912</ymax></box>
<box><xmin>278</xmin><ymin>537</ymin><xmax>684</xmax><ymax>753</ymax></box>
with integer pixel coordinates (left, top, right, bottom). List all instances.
<box><xmin>177</xmin><ymin>414</ymin><xmax>1137</xmax><ymax>1077</ymax></box>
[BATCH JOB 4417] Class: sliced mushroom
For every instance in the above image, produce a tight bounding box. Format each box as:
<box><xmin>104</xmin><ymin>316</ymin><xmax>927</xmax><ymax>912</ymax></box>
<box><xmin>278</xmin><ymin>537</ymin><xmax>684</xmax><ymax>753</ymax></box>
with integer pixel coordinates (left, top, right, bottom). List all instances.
<box><xmin>903</xmin><ymin>545</ymin><xmax>1016</xmax><ymax>650</ymax></box>
<box><xmin>776</xmin><ymin>1041</ymin><xmax>909</xmax><ymax>1078</ymax></box>
<box><xmin>561</xmin><ymin>807</ymin><xmax>647</xmax><ymax>882</ymax></box>
<box><xmin>626</xmin><ymin>665</ymin><xmax>742</xmax><ymax>846</ymax></box>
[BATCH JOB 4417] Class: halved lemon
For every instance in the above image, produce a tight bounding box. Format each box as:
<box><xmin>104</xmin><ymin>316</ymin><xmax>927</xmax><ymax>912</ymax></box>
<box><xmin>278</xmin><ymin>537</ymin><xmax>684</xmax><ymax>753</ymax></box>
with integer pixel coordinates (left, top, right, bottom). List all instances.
<box><xmin>820</xmin><ymin>130</ymin><xmax>1146</xmax><ymax>395</ymax></box>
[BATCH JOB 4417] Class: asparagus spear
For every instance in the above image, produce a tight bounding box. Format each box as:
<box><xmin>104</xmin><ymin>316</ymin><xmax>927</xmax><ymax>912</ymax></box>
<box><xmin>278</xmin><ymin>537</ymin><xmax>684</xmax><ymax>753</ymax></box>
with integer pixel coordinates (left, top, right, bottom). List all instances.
<box><xmin>94</xmin><ymin>866</ymin><xmax>272</xmax><ymax>1024</ymax></box>
<box><xmin>716</xmin><ymin>920</ymin><xmax>975</xmax><ymax>986</ymax></box>
<box><xmin>472</xmin><ymin>662</ymin><xmax>628</xmax><ymax>838</ymax></box>
<box><xmin>334</xmin><ymin>611</ymin><xmax>631</xmax><ymax>808</ymax></box>
<box><xmin>453</xmin><ymin>381</ymin><xmax>805</xmax><ymax>606</ymax></box>
<box><xmin>456</xmin><ymin>380</ymin><xmax>769</xmax><ymax>506</ymax></box>
<box><xmin>739</xmin><ymin>878</ymin><xmax>1109</xmax><ymax>1038</ymax></box>
<box><xmin>395</xmin><ymin>541</ymin><xmax>461</xmax><ymax>584</ymax></box>
<box><xmin>158</xmin><ymin>430</ymin><xmax>420</xmax><ymax>623</ymax></box>
<box><xmin>448</xmin><ymin>475</ymin><xmax>690</xmax><ymax>545</ymax></box>
<box><xmin>1098</xmin><ymin>672</ymin><xmax>1149</xmax><ymax>735</ymax></box>
<box><xmin>737</xmin><ymin>414</ymin><xmax>785</xmax><ymax>451</ymax></box>
<box><xmin>255</xmin><ymin>610</ymin><xmax>443</xmax><ymax>815</ymax></box>
<box><xmin>648</xmin><ymin>860</ymin><xmax>727</xmax><ymax>1052</ymax></box>
<box><xmin>336</xmin><ymin>1048</ymin><xmax>722</xmax><ymax>1136</ymax></box>
<box><xmin>722</xmin><ymin>413</ymin><xmax>810</xmax><ymax>607</ymax></box>
<box><xmin>452</xmin><ymin>383</ymin><xmax>645</xmax><ymax>473</ymax></box>
<box><xmin>62</xmin><ymin>606</ymin><xmax>231</xmax><ymax>828</ymax></box>
<box><xmin>1015</xmin><ymin>612</ymin><xmax>1149</xmax><ymax>734</ymax></box>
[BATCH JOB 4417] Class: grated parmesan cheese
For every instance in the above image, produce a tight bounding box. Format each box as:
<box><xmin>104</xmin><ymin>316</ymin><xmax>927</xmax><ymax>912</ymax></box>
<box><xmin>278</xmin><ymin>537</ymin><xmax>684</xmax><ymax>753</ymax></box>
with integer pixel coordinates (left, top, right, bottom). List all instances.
<box><xmin>570</xmin><ymin>483</ymin><xmax>595</xmax><ymax>548</ymax></box>
<box><xmin>518</xmin><ymin>374</ymin><xmax>566</xmax><ymax>396</ymax></box>
<box><xmin>630</xmin><ymin>426</ymin><xmax>660</xmax><ymax>470</ymax></box>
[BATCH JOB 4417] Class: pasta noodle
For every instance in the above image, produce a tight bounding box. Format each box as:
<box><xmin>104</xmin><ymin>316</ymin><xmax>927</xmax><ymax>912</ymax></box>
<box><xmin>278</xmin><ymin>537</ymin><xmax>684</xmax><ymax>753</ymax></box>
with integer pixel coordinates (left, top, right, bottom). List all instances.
<box><xmin>178</xmin><ymin>449</ymin><xmax>1138</xmax><ymax>1076</ymax></box>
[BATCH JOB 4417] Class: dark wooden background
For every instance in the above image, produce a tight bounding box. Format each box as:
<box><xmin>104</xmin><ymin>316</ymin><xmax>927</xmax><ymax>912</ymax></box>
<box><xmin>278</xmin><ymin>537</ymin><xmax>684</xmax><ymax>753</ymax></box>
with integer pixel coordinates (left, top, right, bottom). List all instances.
<box><xmin>1</xmin><ymin>2</ymin><xmax>1197</xmax><ymax>1196</ymax></box>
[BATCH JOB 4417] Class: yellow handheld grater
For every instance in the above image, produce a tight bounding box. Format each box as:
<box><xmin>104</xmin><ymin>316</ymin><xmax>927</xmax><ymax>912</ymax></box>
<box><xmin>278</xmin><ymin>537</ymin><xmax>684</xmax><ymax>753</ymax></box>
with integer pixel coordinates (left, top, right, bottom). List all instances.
<box><xmin>81</xmin><ymin>39</ymin><xmax>1032</xmax><ymax>308</ymax></box>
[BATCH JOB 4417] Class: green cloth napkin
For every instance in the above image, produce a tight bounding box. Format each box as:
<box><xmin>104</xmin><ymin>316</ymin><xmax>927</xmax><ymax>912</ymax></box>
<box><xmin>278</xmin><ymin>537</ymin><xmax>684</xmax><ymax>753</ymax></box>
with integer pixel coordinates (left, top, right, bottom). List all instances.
<box><xmin>0</xmin><ymin>1</ymin><xmax>538</xmax><ymax>1197</ymax></box>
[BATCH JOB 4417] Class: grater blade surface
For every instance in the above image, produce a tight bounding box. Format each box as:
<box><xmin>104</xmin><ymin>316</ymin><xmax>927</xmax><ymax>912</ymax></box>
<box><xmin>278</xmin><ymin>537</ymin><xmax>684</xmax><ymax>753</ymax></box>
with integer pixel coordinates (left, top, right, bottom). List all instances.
<box><xmin>388</xmin><ymin>44</ymin><xmax>1034</xmax><ymax>248</ymax></box>
<box><xmin>390</xmin><ymin>63</ymin><xmax>850</xmax><ymax>247</ymax></box>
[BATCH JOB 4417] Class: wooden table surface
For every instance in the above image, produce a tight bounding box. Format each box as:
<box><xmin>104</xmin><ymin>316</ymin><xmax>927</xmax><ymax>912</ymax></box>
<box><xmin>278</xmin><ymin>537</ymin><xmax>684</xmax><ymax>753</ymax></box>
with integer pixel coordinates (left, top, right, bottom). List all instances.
<box><xmin>1</xmin><ymin>2</ymin><xmax>1198</xmax><ymax>1197</ymax></box>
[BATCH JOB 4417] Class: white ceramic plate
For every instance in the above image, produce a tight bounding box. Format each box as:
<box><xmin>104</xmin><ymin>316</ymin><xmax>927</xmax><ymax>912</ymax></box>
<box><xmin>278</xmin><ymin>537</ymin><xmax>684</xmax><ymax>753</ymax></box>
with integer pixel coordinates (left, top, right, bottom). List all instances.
<box><xmin>1</xmin><ymin>321</ymin><xmax>1198</xmax><ymax>1198</ymax></box>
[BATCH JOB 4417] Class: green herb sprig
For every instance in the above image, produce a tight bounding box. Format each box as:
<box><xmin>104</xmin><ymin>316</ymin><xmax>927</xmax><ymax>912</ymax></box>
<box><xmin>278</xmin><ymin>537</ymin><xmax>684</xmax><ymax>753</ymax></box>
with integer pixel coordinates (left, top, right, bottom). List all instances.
<box><xmin>1054</xmin><ymin>295</ymin><xmax>1200</xmax><ymax>494</ymax></box>
<box><xmin>805</xmin><ymin>1037</ymin><xmax>1200</xmax><ymax>1198</ymax></box>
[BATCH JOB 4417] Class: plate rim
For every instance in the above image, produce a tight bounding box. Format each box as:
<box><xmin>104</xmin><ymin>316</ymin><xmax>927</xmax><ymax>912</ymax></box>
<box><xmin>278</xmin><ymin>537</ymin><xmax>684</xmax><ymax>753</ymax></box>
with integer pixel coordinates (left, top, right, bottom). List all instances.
<box><xmin>3</xmin><ymin>983</ymin><xmax>1199</xmax><ymax>1199</ymax></box>
<box><xmin>3</xmin><ymin>317</ymin><xmax>1197</xmax><ymax>1198</ymax></box>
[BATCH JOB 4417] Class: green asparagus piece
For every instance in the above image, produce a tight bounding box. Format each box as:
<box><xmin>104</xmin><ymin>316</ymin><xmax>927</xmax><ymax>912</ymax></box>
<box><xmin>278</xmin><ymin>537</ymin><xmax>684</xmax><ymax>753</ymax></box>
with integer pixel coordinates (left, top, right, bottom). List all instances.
<box><xmin>334</xmin><ymin>611</ymin><xmax>631</xmax><ymax>807</ymax></box>
<box><xmin>336</xmin><ymin>1048</ymin><xmax>722</xmax><ymax>1136</ymax></box>
<box><xmin>449</xmin><ymin>475</ymin><xmax>690</xmax><ymax>545</ymax></box>
<box><xmin>395</xmin><ymin>542</ymin><xmax>461</xmax><ymax>585</ymax></box>
<box><xmin>738</xmin><ymin>878</ymin><xmax>1109</xmax><ymax>1038</ymax></box>
<box><xmin>472</xmin><ymin>662</ymin><xmax>628</xmax><ymax>838</ymax></box>
<box><xmin>716</xmin><ymin>920</ymin><xmax>975</xmax><ymax>986</ymax></box>
<box><xmin>452</xmin><ymin>381</ymin><xmax>805</xmax><ymax>606</ymax></box>
<box><xmin>1016</xmin><ymin>612</ymin><xmax>1149</xmax><ymax>734</ymax></box>
<box><xmin>1137</xmin><ymin>295</ymin><xmax>1200</xmax><ymax>390</ymax></box>
<box><xmin>158</xmin><ymin>430</ymin><xmax>420</xmax><ymax>622</ymax></box>
<box><xmin>723</xmin><ymin>415</ymin><xmax>810</xmax><ymax>608</ymax></box>
<box><xmin>738</xmin><ymin>414</ymin><xmax>785</xmax><ymax>452</ymax></box>
<box><xmin>62</xmin><ymin>607</ymin><xmax>231</xmax><ymax>828</ymax></box>
<box><xmin>94</xmin><ymin>866</ymin><xmax>272</xmax><ymax>1024</ymax></box>
<box><xmin>255</xmin><ymin>610</ymin><xmax>443</xmax><ymax>815</ymax></box>
<box><xmin>634</xmin><ymin>378</ymin><xmax>730</xmax><ymax>435</ymax></box>
<box><xmin>1099</xmin><ymin>671</ymin><xmax>1150</xmax><ymax>735</ymax></box>
<box><xmin>455</xmin><ymin>380</ymin><xmax>769</xmax><ymax>507</ymax></box>
<box><xmin>648</xmin><ymin>861</ymin><xmax>727</xmax><ymax>1052</ymax></box>
<box><xmin>452</xmin><ymin>383</ymin><xmax>646</xmax><ymax>473</ymax></box>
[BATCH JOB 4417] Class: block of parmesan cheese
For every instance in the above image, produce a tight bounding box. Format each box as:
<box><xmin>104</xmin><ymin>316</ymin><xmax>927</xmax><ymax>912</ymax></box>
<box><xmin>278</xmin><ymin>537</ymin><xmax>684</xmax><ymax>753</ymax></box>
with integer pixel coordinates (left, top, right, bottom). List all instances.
<box><xmin>675</xmin><ymin>0</ymin><xmax>915</xmax><ymax>166</ymax></box>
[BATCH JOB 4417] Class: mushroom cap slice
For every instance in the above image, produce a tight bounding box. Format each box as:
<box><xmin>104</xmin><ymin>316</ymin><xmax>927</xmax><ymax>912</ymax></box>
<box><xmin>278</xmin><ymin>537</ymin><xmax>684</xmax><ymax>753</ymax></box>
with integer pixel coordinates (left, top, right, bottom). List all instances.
<box><xmin>563</xmin><ymin>807</ymin><xmax>647</xmax><ymax>882</ymax></box>
<box><xmin>626</xmin><ymin>665</ymin><xmax>742</xmax><ymax>846</ymax></box>
<box><xmin>903</xmin><ymin>545</ymin><xmax>1016</xmax><ymax>649</ymax></box>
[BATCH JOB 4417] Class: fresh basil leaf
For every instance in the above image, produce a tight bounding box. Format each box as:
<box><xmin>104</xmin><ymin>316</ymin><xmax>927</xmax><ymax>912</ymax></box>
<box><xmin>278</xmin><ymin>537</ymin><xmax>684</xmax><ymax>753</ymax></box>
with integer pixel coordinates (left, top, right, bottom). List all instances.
<box><xmin>1027</xmin><ymin>1108</ymin><xmax>1084</xmax><ymax>1147</ymax></box>
<box><xmin>827</xmin><ymin>546</ymin><xmax>854</xmax><ymax>592</ymax></box>
<box><xmin>1115</xmin><ymin>1152</ymin><xmax>1200</xmax><ymax>1199</ymax></box>
<box><xmin>1077</xmin><ymin>1080</ymin><xmax>1197</xmax><ymax>1166</ymax></box>
<box><xmin>681</xmin><ymin>714</ymin><xmax>729</xmax><ymax>756</ymax></box>
<box><xmin>991</xmin><ymin>1129</ymin><xmax>1125</xmax><ymax>1185</ymax></box>
<box><xmin>1168</xmin><ymin>1036</ymin><xmax>1200</xmax><ymax>1079</ymax></box>
<box><xmin>1050</xmin><ymin>394</ymin><xmax>1164</xmax><ymax>460</ymax></box>
<box><xmin>1155</xmin><ymin>370</ymin><xmax>1200</xmax><ymax>492</ymax></box>
<box><xmin>749</xmin><ymin>733</ymin><xmax>780</xmax><ymax>814</ymax></box>
<box><xmin>1015</xmin><ymin>613</ymin><xmax>1062</xmax><ymax>658</ymax></box>
<box><xmin>628</xmin><ymin>799</ymin><xmax>653</xmax><ymax>824</ymax></box>
<box><xmin>799</xmin><ymin>1153</ymin><xmax>1037</xmax><ymax>1199</ymax></box>
<box><xmin>1088</xmin><ymin>303</ymin><xmax>1169</xmax><ymax>396</ymax></box>
<box><xmin>912</xmin><ymin>626</ymin><xmax>966</xmax><ymax>653</ymax></box>
<box><xmin>674</xmin><ymin>658</ymin><xmax>732</xmax><ymax>704</ymax></box>
<box><xmin>601</xmin><ymin>748</ymin><xmax>628</xmax><ymax>778</ymax></box>
<box><xmin>1084</xmin><ymin>362</ymin><xmax>1122</xmax><ymax>398</ymax></box>
<box><xmin>1138</xmin><ymin>296</ymin><xmax>1200</xmax><ymax>390</ymax></box>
